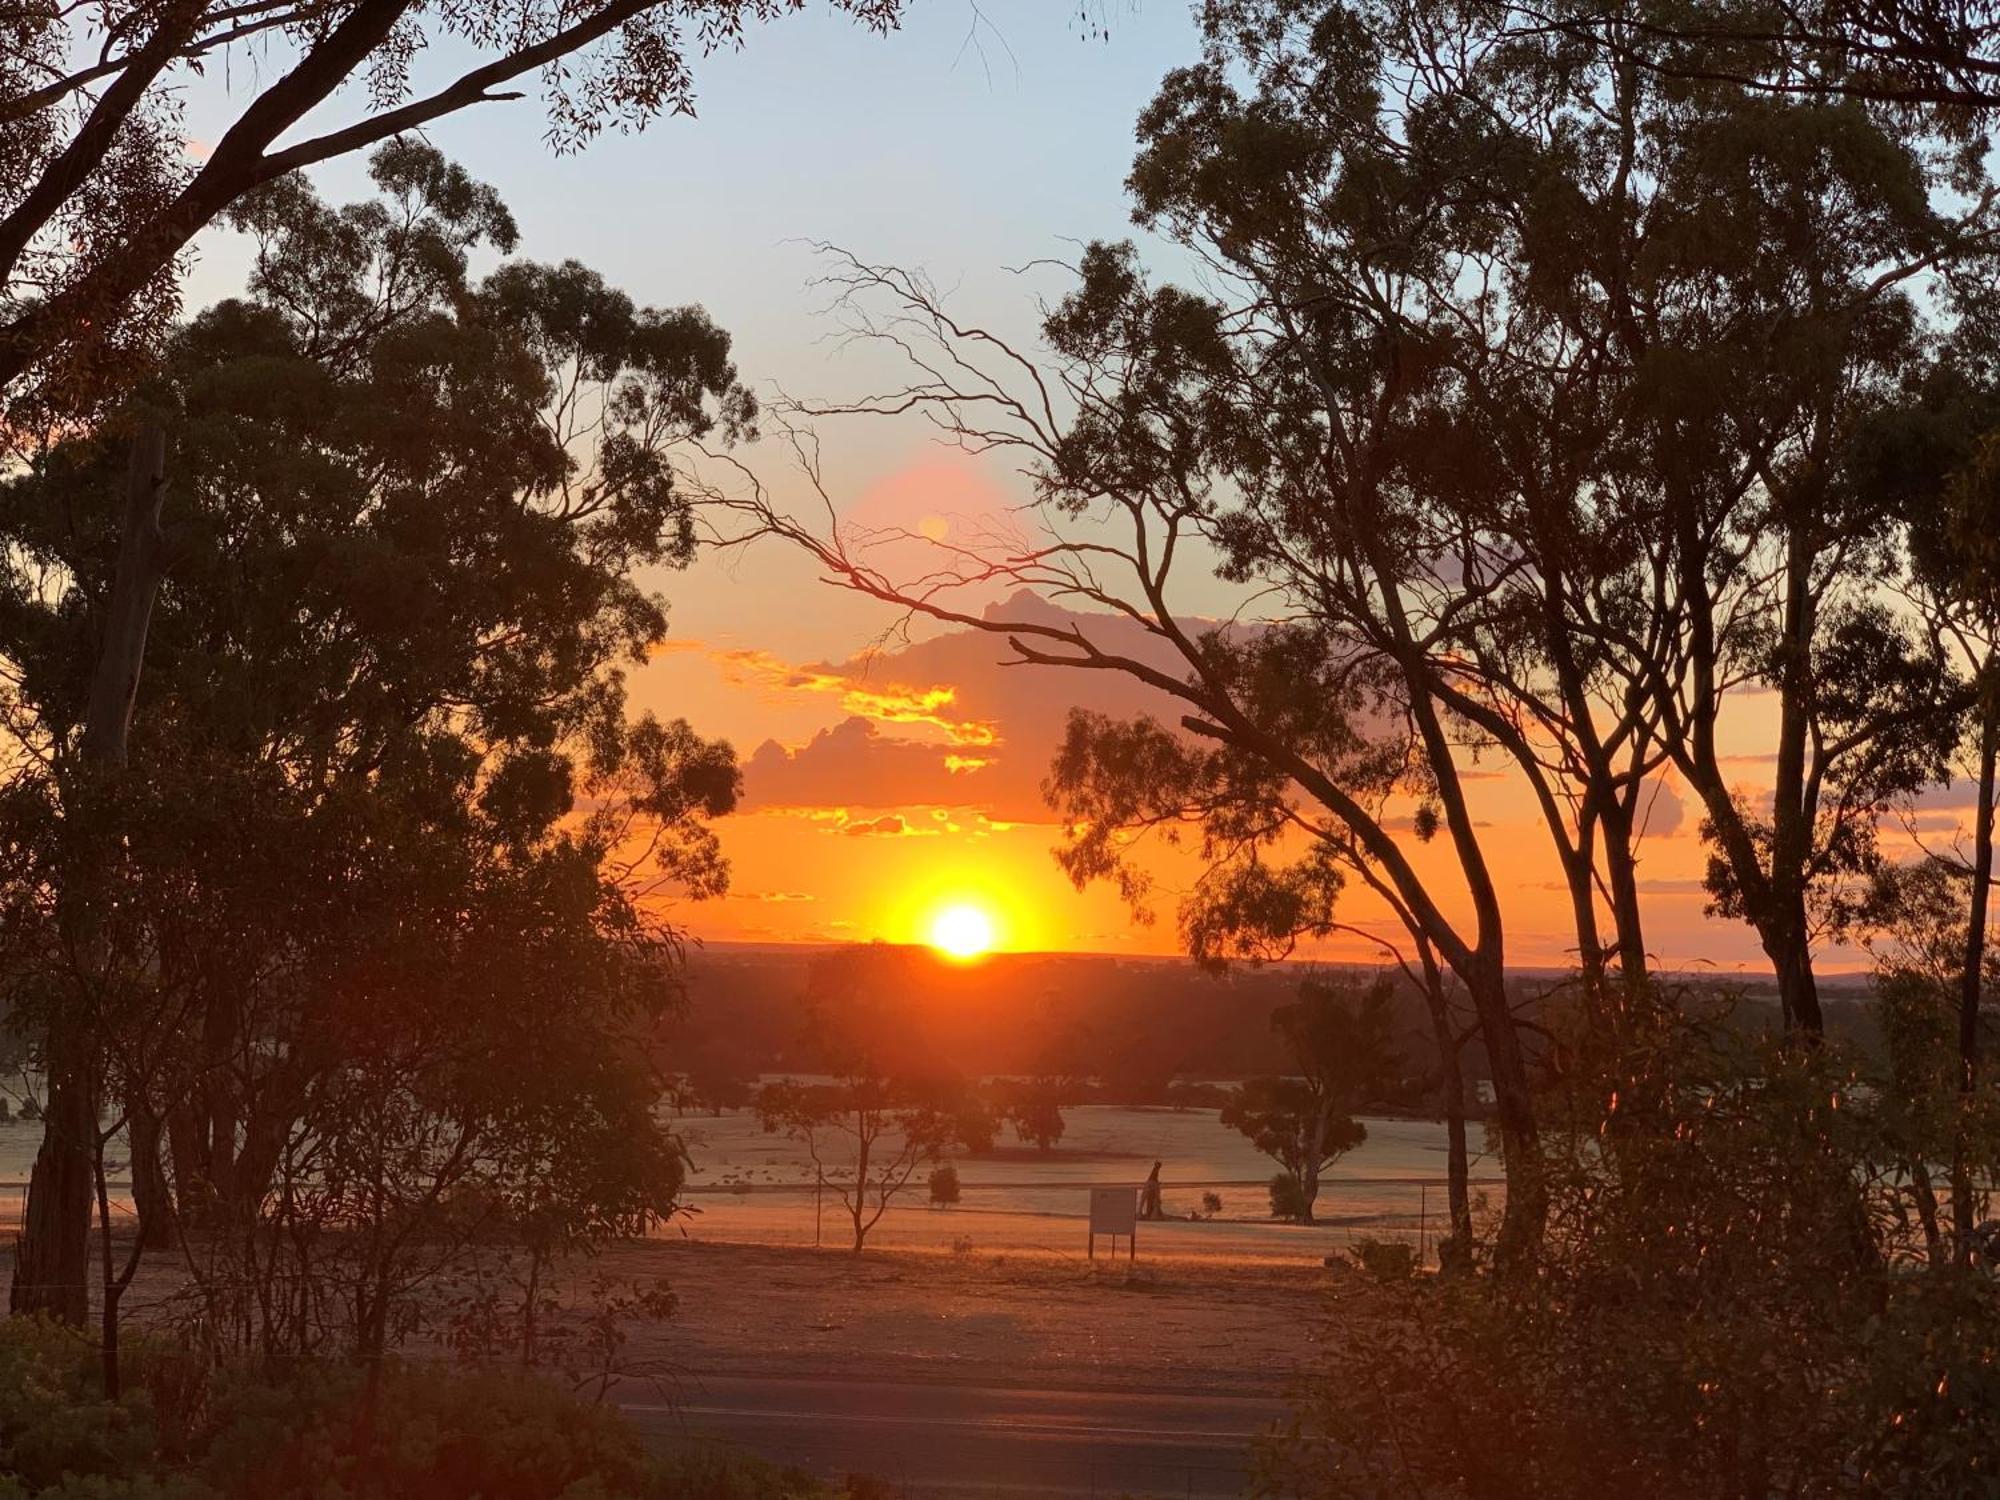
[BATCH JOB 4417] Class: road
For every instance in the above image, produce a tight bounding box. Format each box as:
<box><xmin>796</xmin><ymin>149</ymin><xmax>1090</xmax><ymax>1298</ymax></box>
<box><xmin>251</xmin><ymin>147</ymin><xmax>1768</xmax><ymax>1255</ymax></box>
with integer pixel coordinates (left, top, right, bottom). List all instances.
<box><xmin>624</xmin><ymin>1374</ymin><xmax>1284</xmax><ymax>1497</ymax></box>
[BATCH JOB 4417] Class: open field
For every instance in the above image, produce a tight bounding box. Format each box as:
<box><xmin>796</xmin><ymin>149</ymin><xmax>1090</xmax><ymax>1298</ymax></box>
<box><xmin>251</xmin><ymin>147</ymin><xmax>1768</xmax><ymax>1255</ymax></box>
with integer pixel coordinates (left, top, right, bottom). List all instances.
<box><xmin>670</xmin><ymin>1102</ymin><xmax>1500</xmax><ymax>1263</ymax></box>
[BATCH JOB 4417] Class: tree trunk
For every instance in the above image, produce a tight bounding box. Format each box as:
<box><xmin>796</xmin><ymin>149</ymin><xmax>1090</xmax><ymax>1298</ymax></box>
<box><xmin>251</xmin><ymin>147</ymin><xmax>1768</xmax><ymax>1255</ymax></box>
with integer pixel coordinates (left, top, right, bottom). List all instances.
<box><xmin>12</xmin><ymin>1067</ymin><xmax>96</xmax><ymax>1323</ymax></box>
<box><xmin>1600</xmin><ymin>792</ymin><xmax>1650</xmax><ymax>993</ymax></box>
<box><xmin>1955</xmin><ymin>686</ymin><xmax>1997</xmax><ymax>1267</ymax></box>
<box><xmin>1420</xmin><ymin>963</ymin><xmax>1474</xmax><ymax>1272</ymax></box>
<box><xmin>128</xmin><ymin>1101</ymin><xmax>175</xmax><ymax>1251</ymax></box>
<box><xmin>1768</xmin><ymin>911</ymin><xmax>1824</xmax><ymax>1038</ymax></box>
<box><xmin>1767</xmin><ymin>520</ymin><xmax>1823</xmax><ymax>1038</ymax></box>
<box><xmin>1909</xmin><ymin>1156</ymin><xmax>1944</xmax><ymax>1269</ymax></box>
<box><xmin>1468</xmin><ymin>954</ymin><xmax>1545</xmax><ymax>1270</ymax></box>
<box><xmin>12</xmin><ymin>423</ymin><xmax>169</xmax><ymax>1324</ymax></box>
<box><xmin>1299</xmin><ymin>1116</ymin><xmax>1323</xmax><ymax>1226</ymax></box>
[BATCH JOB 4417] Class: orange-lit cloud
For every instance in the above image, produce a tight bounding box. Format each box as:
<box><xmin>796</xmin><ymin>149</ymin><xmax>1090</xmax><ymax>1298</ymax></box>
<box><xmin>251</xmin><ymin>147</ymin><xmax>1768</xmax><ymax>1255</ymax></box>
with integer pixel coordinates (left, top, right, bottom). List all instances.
<box><xmin>660</xmin><ymin>641</ymin><xmax>997</xmax><ymax>746</ymax></box>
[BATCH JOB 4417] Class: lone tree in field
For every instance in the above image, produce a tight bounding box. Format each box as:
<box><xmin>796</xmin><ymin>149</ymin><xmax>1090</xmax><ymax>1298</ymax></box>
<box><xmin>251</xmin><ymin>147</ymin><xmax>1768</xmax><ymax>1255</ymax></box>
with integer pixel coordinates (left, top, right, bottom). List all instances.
<box><xmin>755</xmin><ymin>945</ymin><xmax>987</xmax><ymax>1250</ymax></box>
<box><xmin>757</xmin><ymin>1076</ymin><xmax>965</xmax><ymax>1251</ymax></box>
<box><xmin>1220</xmin><ymin>977</ymin><xmax>1400</xmax><ymax>1225</ymax></box>
<box><xmin>997</xmin><ymin>1076</ymin><xmax>1069</xmax><ymax>1153</ymax></box>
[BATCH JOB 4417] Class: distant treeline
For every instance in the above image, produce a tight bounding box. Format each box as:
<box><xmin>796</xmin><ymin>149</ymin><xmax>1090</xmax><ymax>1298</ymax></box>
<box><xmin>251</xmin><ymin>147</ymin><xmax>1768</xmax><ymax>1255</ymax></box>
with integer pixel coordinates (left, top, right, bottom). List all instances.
<box><xmin>658</xmin><ymin>946</ymin><xmax>1886</xmax><ymax>1112</ymax></box>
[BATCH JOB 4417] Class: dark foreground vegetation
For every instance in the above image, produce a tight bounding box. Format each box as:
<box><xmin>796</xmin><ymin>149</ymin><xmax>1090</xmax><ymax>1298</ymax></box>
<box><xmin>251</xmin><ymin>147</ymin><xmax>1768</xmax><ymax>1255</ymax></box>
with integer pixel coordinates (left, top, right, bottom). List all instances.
<box><xmin>0</xmin><ymin>1317</ymin><xmax>844</xmax><ymax>1500</ymax></box>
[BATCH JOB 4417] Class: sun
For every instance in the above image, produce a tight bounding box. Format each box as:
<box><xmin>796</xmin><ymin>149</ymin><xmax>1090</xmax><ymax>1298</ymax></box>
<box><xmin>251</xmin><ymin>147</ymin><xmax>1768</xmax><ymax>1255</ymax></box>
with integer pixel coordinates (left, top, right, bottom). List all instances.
<box><xmin>927</xmin><ymin>902</ymin><xmax>997</xmax><ymax>961</ymax></box>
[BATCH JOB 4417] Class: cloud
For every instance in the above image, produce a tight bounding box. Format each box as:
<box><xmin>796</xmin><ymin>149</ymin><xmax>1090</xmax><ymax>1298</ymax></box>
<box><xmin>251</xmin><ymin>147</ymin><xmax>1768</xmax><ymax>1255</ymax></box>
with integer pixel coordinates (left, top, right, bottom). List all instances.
<box><xmin>742</xmin><ymin>717</ymin><xmax>999</xmax><ymax>814</ymax></box>
<box><xmin>716</xmin><ymin>590</ymin><xmax>1424</xmax><ymax>831</ymax></box>
<box><xmin>1636</xmin><ymin>877</ymin><xmax>1710</xmax><ymax>896</ymax></box>
<box><xmin>731</xmin><ymin>890</ymin><xmax>817</xmax><ymax>903</ymax></box>
<box><xmin>1636</xmin><ymin>776</ymin><xmax>1688</xmax><ymax>839</ymax></box>
<box><xmin>662</xmin><ymin>642</ymin><xmax>996</xmax><ymax>745</ymax></box>
<box><xmin>714</xmin><ymin>592</ymin><xmax>1203</xmax><ymax>823</ymax></box>
<box><xmin>844</xmin><ymin>813</ymin><xmax>909</xmax><ymax>837</ymax></box>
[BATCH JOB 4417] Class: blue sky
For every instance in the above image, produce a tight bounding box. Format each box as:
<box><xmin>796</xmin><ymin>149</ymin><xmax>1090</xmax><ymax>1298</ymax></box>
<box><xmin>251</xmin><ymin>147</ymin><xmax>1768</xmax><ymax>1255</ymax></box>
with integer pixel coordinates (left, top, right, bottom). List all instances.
<box><xmin>184</xmin><ymin>2</ymin><xmax>1203</xmax><ymax>393</ymax></box>
<box><xmin>182</xmin><ymin>2</ymin><xmax>1209</xmax><ymax>659</ymax></box>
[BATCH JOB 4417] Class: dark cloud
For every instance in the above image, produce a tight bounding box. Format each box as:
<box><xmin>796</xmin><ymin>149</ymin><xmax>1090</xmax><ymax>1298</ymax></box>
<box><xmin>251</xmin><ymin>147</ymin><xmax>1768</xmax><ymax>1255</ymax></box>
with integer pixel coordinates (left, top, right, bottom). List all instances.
<box><xmin>742</xmin><ymin>717</ymin><xmax>995</xmax><ymax>814</ymax></box>
<box><xmin>731</xmin><ymin>593</ymin><xmax>1199</xmax><ymax>823</ymax></box>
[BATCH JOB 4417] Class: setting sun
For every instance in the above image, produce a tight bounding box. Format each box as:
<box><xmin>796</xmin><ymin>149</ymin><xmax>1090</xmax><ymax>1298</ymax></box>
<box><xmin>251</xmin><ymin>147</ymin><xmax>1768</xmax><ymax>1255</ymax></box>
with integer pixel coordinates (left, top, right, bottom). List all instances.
<box><xmin>927</xmin><ymin>902</ymin><xmax>997</xmax><ymax>960</ymax></box>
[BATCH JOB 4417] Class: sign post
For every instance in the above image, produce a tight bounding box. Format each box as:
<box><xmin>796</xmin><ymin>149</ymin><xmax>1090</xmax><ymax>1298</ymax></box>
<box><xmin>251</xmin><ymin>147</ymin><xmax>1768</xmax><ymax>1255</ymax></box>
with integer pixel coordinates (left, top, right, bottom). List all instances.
<box><xmin>1088</xmin><ymin>1185</ymin><xmax>1139</xmax><ymax>1262</ymax></box>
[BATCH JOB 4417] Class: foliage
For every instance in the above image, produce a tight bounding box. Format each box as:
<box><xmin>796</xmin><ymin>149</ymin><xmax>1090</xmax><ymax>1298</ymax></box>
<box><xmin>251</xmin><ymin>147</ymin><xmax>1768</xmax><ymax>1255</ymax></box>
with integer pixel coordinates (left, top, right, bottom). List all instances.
<box><xmin>738</xmin><ymin>0</ymin><xmax>2000</xmax><ymax>1276</ymax></box>
<box><xmin>0</xmin><ymin>1319</ymin><xmax>178</xmax><ymax>1494</ymax></box>
<box><xmin>1348</xmin><ymin>1238</ymin><xmax>1415</xmax><ymax>1282</ymax></box>
<box><xmin>0</xmin><ymin>1319</ymin><xmax>843</xmax><ymax>1499</ymax></box>
<box><xmin>1266</xmin><ymin>1172</ymin><xmax>1307</xmax><ymax>1222</ymax></box>
<box><xmin>993</xmin><ymin>1077</ymin><xmax>1068</xmax><ymax>1152</ymax></box>
<box><xmin>1259</xmin><ymin>1002</ymin><xmax>2000</xmax><ymax>1499</ymax></box>
<box><xmin>927</xmin><ymin>1164</ymin><xmax>960</xmax><ymax>1208</ymax></box>
<box><xmin>0</xmin><ymin>0</ymin><xmax>911</xmax><ymax>422</ymax></box>
<box><xmin>1220</xmin><ymin>977</ymin><xmax>1396</xmax><ymax>1223</ymax></box>
<box><xmin>0</xmin><ymin>141</ymin><xmax>742</xmax><ymax>1351</ymax></box>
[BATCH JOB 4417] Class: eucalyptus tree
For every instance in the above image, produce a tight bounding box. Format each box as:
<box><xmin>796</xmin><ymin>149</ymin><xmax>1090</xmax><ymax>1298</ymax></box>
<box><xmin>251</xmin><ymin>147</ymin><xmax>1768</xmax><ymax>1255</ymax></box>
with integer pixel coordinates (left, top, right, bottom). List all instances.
<box><xmin>731</xmin><ymin>12</ymin><xmax>1577</xmax><ymax>1261</ymax></box>
<box><xmin>1219</xmin><ymin>976</ymin><xmax>1399</xmax><ymax>1225</ymax></box>
<box><xmin>1851</xmin><ymin>339</ymin><xmax>2000</xmax><ymax>1260</ymax></box>
<box><xmin>730</xmin><ymin>0</ymin><xmax>2000</xmax><ymax>1278</ymax></box>
<box><xmin>1538</xmin><ymin>73</ymin><xmax>1994</xmax><ymax>1034</ymax></box>
<box><xmin>0</xmin><ymin>0</ymin><xmax>909</xmax><ymax>421</ymax></box>
<box><xmin>1499</xmin><ymin>0</ymin><xmax>2000</xmax><ymax>113</ymax></box>
<box><xmin>0</xmin><ymin>143</ymin><xmax>744</xmax><ymax>1323</ymax></box>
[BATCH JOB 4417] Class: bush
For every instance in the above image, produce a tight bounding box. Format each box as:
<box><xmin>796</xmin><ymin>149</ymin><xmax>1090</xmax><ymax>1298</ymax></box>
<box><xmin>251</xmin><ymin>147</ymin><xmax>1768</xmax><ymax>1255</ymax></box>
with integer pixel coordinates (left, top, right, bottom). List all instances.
<box><xmin>1258</xmin><ymin>1013</ymin><xmax>2000</xmax><ymax>1499</ymax></box>
<box><xmin>1199</xmin><ymin>1191</ymin><xmax>1224</xmax><ymax>1219</ymax></box>
<box><xmin>0</xmin><ymin>1318</ymin><xmax>197</xmax><ymax>1495</ymax></box>
<box><xmin>1267</xmin><ymin>1172</ymin><xmax>1307</xmax><ymax>1221</ymax></box>
<box><xmin>927</xmin><ymin>1163</ymin><xmax>960</xmax><ymax>1207</ymax></box>
<box><xmin>0</xmin><ymin>1324</ymin><xmax>844</xmax><ymax>1500</ymax></box>
<box><xmin>1349</xmin><ymin>1238</ymin><xmax>1415</xmax><ymax>1281</ymax></box>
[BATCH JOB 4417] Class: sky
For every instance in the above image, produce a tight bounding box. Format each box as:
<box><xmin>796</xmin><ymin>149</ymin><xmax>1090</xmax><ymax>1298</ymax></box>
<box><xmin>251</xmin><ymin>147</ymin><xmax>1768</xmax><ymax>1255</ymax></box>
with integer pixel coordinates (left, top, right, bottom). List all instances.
<box><xmin>167</xmin><ymin>1</ymin><xmax>1948</xmax><ymax>973</ymax></box>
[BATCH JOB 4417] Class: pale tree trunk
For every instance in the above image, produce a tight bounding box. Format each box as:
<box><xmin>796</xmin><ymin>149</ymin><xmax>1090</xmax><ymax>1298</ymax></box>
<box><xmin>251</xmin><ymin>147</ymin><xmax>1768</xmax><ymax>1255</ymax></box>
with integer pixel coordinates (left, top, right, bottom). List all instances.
<box><xmin>1955</xmin><ymin>685</ymin><xmax>1997</xmax><ymax>1268</ymax></box>
<box><xmin>1298</xmin><ymin>1109</ymin><xmax>1326</xmax><ymax>1226</ymax></box>
<box><xmin>12</xmin><ymin>423</ymin><xmax>170</xmax><ymax>1323</ymax></box>
<box><xmin>1419</xmin><ymin>953</ymin><xmax>1473</xmax><ymax>1273</ymax></box>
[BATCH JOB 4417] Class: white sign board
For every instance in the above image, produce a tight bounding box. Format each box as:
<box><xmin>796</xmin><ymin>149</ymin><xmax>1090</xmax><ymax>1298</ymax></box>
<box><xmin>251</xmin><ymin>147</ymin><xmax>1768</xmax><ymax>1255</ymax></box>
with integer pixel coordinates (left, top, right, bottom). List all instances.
<box><xmin>1089</xmin><ymin>1185</ymin><xmax>1137</xmax><ymax>1236</ymax></box>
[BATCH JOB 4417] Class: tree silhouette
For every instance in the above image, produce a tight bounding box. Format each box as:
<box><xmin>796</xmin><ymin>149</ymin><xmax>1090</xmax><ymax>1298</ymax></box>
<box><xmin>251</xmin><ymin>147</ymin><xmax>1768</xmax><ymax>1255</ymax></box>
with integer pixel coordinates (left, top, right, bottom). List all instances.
<box><xmin>0</xmin><ymin>0</ymin><xmax>908</xmax><ymax>418</ymax></box>
<box><xmin>0</xmin><ymin>143</ymin><xmax>743</xmax><ymax>1323</ymax></box>
<box><xmin>1221</xmin><ymin>978</ymin><xmax>1400</xmax><ymax>1224</ymax></box>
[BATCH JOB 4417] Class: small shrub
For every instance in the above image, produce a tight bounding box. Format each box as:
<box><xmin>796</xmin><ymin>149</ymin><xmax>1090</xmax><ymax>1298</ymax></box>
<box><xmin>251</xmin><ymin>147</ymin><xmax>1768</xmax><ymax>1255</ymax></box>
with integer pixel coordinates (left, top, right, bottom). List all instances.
<box><xmin>0</xmin><ymin>1317</ymin><xmax>198</xmax><ymax>1494</ymax></box>
<box><xmin>1349</xmin><ymin>1237</ymin><xmax>1416</xmax><ymax>1281</ymax></box>
<box><xmin>928</xmin><ymin>1163</ymin><xmax>960</xmax><ymax>1208</ymax></box>
<box><xmin>1268</xmin><ymin>1172</ymin><xmax>1307</xmax><ymax>1221</ymax></box>
<box><xmin>1199</xmin><ymin>1191</ymin><xmax>1224</xmax><ymax>1219</ymax></box>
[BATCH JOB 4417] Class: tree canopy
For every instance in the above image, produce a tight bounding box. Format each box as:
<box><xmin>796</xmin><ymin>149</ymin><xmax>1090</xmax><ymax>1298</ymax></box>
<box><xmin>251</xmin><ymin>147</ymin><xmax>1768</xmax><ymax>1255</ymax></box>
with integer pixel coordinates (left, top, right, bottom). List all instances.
<box><xmin>0</xmin><ymin>0</ymin><xmax>909</xmax><ymax>422</ymax></box>
<box><xmin>0</xmin><ymin>142</ymin><xmax>743</xmax><ymax>1338</ymax></box>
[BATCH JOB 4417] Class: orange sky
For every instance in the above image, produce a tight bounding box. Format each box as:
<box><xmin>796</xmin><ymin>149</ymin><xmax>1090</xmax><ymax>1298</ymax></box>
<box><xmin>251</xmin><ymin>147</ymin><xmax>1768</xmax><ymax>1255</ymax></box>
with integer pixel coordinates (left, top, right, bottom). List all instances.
<box><xmin>632</xmin><ymin>447</ymin><xmax>1948</xmax><ymax>977</ymax></box>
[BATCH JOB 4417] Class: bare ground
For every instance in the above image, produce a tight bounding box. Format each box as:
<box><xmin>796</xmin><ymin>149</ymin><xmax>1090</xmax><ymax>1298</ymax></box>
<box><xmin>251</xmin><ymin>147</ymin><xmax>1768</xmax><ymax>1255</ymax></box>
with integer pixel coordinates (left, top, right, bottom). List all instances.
<box><xmin>598</xmin><ymin>1236</ymin><xmax>1330</xmax><ymax>1397</ymax></box>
